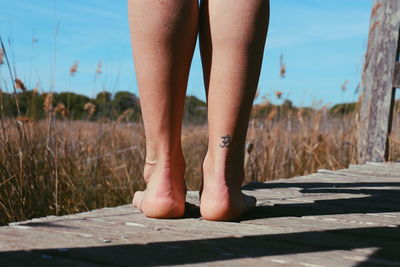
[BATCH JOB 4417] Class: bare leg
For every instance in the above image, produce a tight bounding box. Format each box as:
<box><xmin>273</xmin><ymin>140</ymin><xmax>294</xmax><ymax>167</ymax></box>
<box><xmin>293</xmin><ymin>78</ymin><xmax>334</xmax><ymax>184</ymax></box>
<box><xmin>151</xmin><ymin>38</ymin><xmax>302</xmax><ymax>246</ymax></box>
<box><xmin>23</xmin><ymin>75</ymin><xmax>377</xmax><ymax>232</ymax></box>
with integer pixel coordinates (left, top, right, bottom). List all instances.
<box><xmin>199</xmin><ymin>0</ymin><xmax>269</xmax><ymax>221</ymax></box>
<box><xmin>128</xmin><ymin>0</ymin><xmax>198</xmax><ymax>218</ymax></box>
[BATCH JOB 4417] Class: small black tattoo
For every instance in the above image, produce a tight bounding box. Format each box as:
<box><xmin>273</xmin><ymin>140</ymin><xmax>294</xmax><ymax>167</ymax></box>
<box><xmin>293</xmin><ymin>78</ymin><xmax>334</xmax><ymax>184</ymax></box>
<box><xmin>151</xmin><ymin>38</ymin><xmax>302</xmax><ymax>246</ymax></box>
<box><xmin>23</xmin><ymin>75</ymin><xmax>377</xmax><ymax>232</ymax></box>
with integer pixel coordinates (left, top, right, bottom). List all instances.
<box><xmin>219</xmin><ymin>135</ymin><xmax>231</xmax><ymax>148</ymax></box>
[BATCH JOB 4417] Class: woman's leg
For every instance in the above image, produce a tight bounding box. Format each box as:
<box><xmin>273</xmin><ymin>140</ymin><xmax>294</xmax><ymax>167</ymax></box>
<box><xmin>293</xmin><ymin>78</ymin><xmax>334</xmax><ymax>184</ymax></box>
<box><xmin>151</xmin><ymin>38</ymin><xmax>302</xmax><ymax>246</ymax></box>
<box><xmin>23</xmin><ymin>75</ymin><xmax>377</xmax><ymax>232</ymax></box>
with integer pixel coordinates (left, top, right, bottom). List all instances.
<box><xmin>128</xmin><ymin>0</ymin><xmax>198</xmax><ymax>218</ymax></box>
<box><xmin>199</xmin><ymin>0</ymin><xmax>269</xmax><ymax>221</ymax></box>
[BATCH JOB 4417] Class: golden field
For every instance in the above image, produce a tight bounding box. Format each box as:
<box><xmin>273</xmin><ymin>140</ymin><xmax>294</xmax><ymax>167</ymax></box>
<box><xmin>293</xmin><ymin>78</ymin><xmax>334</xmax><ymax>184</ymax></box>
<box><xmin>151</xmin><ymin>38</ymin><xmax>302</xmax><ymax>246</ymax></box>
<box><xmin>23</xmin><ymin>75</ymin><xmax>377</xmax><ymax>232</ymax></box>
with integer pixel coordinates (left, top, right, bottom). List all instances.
<box><xmin>1</xmin><ymin>106</ymin><xmax>399</xmax><ymax>226</ymax></box>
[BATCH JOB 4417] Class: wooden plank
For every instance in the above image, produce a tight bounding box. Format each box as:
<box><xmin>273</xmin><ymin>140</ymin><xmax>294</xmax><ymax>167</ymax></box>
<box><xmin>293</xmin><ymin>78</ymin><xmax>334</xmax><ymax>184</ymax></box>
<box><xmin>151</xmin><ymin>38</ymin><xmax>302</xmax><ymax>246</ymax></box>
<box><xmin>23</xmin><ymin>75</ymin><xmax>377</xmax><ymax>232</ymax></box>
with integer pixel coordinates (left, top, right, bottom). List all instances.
<box><xmin>365</xmin><ymin>161</ymin><xmax>400</xmax><ymax>172</ymax></box>
<box><xmin>2</xmin><ymin>223</ymin><xmax>399</xmax><ymax>267</ymax></box>
<box><xmin>2</xmin><ymin>207</ymin><xmax>400</xmax><ymax>267</ymax></box>
<box><xmin>351</xmin><ymin>162</ymin><xmax>400</xmax><ymax>172</ymax></box>
<box><xmin>0</xmin><ymin>235</ymin><xmax>390</xmax><ymax>267</ymax></box>
<box><xmin>317</xmin><ymin>169</ymin><xmax>400</xmax><ymax>180</ymax></box>
<box><xmin>1</xmin><ymin>163</ymin><xmax>399</xmax><ymax>266</ymax></box>
<box><xmin>349</xmin><ymin>164</ymin><xmax>400</xmax><ymax>175</ymax></box>
<box><xmin>336</xmin><ymin>168</ymin><xmax>400</xmax><ymax>178</ymax></box>
<box><xmin>366</xmin><ymin>161</ymin><xmax>400</xmax><ymax>167</ymax></box>
<box><xmin>357</xmin><ymin>0</ymin><xmax>400</xmax><ymax>163</ymax></box>
<box><xmin>392</xmin><ymin>62</ymin><xmax>400</xmax><ymax>88</ymax></box>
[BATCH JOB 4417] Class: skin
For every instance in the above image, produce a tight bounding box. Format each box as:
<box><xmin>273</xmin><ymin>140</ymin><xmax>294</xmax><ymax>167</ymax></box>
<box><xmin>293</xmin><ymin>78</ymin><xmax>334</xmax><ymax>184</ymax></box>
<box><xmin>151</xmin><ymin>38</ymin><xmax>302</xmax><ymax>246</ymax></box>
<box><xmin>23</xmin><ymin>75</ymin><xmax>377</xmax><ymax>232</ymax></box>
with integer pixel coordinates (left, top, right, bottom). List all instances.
<box><xmin>128</xmin><ymin>0</ymin><xmax>269</xmax><ymax>221</ymax></box>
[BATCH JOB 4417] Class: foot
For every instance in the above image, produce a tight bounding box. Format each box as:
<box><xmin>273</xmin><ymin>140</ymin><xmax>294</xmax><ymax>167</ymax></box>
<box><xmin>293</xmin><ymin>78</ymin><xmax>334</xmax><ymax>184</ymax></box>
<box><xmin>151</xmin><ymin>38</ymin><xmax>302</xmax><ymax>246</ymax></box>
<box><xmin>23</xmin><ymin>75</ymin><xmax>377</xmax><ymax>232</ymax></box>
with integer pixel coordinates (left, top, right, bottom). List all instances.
<box><xmin>199</xmin><ymin>153</ymin><xmax>256</xmax><ymax>221</ymax></box>
<box><xmin>132</xmin><ymin>156</ymin><xmax>186</xmax><ymax>219</ymax></box>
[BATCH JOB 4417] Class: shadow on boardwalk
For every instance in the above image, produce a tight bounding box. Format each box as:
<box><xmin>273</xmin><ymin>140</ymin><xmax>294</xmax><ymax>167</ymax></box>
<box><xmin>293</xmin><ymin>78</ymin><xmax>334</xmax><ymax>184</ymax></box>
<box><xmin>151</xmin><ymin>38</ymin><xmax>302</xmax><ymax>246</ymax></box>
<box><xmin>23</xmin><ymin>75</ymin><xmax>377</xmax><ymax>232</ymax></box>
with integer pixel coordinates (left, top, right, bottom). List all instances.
<box><xmin>2</xmin><ymin>226</ymin><xmax>399</xmax><ymax>266</ymax></box>
<box><xmin>242</xmin><ymin>181</ymin><xmax>400</xmax><ymax>218</ymax></box>
<box><xmin>1</xmin><ymin>178</ymin><xmax>400</xmax><ymax>266</ymax></box>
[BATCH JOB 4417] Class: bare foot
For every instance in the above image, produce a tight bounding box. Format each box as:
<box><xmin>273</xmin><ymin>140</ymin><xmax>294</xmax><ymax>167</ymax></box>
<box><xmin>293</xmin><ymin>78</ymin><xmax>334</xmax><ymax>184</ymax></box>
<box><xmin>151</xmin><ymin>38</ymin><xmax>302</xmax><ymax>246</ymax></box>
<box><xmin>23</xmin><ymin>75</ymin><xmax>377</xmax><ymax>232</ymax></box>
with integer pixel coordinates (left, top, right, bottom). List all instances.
<box><xmin>132</xmin><ymin>157</ymin><xmax>186</xmax><ymax>219</ymax></box>
<box><xmin>200</xmin><ymin>154</ymin><xmax>256</xmax><ymax>221</ymax></box>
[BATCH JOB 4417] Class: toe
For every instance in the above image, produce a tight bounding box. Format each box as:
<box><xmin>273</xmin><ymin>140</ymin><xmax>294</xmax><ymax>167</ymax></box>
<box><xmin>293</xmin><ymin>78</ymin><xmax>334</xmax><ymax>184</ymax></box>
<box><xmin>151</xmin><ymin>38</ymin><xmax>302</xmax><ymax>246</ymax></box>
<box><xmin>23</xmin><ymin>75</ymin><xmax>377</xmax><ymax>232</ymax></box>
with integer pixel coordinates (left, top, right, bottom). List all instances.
<box><xmin>132</xmin><ymin>191</ymin><xmax>144</xmax><ymax>210</ymax></box>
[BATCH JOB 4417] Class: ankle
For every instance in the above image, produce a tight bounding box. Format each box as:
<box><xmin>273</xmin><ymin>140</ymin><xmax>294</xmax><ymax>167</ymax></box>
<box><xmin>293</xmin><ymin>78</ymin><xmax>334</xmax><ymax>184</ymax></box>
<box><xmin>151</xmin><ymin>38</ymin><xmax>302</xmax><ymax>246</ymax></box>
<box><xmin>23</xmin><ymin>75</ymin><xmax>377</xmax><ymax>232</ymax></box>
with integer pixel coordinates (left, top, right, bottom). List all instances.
<box><xmin>202</xmin><ymin>152</ymin><xmax>244</xmax><ymax>188</ymax></box>
<box><xmin>146</xmin><ymin>144</ymin><xmax>185</xmax><ymax>166</ymax></box>
<box><xmin>143</xmin><ymin>148</ymin><xmax>185</xmax><ymax>184</ymax></box>
<box><xmin>146</xmin><ymin>137</ymin><xmax>183</xmax><ymax>160</ymax></box>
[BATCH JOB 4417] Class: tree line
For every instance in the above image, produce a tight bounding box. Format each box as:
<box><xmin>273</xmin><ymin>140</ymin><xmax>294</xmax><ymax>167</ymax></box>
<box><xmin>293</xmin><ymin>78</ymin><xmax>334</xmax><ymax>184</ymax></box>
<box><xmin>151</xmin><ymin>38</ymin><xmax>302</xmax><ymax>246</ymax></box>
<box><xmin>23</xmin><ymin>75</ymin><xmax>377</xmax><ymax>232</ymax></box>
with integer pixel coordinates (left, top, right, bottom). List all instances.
<box><xmin>0</xmin><ymin>90</ymin><xmax>208</xmax><ymax>124</ymax></box>
<box><xmin>2</xmin><ymin>89</ymin><xmax>393</xmax><ymax>124</ymax></box>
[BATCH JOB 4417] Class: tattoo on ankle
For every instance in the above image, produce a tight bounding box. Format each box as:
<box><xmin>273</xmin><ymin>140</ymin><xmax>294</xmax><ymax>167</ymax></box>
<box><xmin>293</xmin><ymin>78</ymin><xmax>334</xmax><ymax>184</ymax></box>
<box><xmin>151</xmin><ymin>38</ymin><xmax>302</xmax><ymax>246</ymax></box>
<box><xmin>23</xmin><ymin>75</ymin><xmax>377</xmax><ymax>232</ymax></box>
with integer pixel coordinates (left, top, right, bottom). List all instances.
<box><xmin>219</xmin><ymin>135</ymin><xmax>231</xmax><ymax>148</ymax></box>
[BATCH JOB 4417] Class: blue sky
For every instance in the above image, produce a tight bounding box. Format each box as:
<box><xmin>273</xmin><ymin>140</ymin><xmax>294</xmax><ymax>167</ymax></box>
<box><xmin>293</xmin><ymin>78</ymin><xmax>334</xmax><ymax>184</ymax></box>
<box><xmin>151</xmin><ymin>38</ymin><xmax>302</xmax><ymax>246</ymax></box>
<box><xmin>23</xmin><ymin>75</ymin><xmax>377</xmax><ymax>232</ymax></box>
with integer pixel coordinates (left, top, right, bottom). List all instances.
<box><xmin>0</xmin><ymin>0</ymin><xmax>372</xmax><ymax>107</ymax></box>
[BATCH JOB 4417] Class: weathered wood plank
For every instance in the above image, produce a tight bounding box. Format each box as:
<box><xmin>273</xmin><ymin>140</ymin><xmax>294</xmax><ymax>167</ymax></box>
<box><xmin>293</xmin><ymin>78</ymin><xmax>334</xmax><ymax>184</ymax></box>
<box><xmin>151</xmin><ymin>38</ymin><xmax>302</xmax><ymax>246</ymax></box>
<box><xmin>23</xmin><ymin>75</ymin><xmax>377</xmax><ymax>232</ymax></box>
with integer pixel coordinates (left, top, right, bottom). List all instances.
<box><xmin>351</xmin><ymin>162</ymin><xmax>400</xmax><ymax>172</ymax></box>
<box><xmin>1</xmin><ymin>163</ymin><xmax>399</xmax><ymax>266</ymax></box>
<box><xmin>366</xmin><ymin>161</ymin><xmax>400</xmax><ymax>167</ymax></box>
<box><xmin>2</xmin><ymin>225</ymin><xmax>399</xmax><ymax>267</ymax></box>
<box><xmin>317</xmin><ymin>168</ymin><xmax>400</xmax><ymax>179</ymax></box>
<box><xmin>357</xmin><ymin>0</ymin><xmax>400</xmax><ymax>163</ymax></box>
<box><xmin>0</xmin><ymin>236</ymin><xmax>391</xmax><ymax>267</ymax></box>
<box><xmin>392</xmin><ymin>62</ymin><xmax>400</xmax><ymax>88</ymax></box>
<box><xmin>335</xmin><ymin>169</ymin><xmax>400</xmax><ymax>178</ymax></box>
<box><xmin>364</xmin><ymin>161</ymin><xmax>400</xmax><ymax>169</ymax></box>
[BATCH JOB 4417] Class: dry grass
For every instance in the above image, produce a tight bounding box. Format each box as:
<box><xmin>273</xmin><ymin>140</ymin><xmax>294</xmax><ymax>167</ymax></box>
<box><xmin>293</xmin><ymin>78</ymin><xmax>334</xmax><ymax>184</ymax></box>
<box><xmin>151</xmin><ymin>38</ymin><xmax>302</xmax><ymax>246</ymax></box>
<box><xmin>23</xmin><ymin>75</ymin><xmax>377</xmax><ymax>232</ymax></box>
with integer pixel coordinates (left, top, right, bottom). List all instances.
<box><xmin>1</xmin><ymin>106</ymin><xmax>399</xmax><ymax>226</ymax></box>
<box><xmin>0</xmin><ymin>119</ymin><xmax>146</xmax><ymax>225</ymax></box>
<box><xmin>246</xmin><ymin>111</ymin><xmax>358</xmax><ymax>182</ymax></box>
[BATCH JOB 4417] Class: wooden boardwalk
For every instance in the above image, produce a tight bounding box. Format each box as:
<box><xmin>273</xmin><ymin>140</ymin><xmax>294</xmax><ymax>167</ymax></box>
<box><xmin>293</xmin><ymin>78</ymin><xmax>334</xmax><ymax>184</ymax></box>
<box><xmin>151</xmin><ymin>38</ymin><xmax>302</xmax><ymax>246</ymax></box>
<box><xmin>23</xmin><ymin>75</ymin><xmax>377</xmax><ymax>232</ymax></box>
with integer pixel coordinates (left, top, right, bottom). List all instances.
<box><xmin>1</xmin><ymin>162</ymin><xmax>399</xmax><ymax>266</ymax></box>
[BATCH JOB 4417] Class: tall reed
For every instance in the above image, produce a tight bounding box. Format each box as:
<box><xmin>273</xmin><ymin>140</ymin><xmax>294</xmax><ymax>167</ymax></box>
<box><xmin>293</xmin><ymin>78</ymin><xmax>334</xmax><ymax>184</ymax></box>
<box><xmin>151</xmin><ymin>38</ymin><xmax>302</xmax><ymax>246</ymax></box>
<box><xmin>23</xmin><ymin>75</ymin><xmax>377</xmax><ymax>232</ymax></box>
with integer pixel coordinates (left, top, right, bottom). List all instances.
<box><xmin>0</xmin><ymin>108</ymin><xmax>399</xmax><ymax>225</ymax></box>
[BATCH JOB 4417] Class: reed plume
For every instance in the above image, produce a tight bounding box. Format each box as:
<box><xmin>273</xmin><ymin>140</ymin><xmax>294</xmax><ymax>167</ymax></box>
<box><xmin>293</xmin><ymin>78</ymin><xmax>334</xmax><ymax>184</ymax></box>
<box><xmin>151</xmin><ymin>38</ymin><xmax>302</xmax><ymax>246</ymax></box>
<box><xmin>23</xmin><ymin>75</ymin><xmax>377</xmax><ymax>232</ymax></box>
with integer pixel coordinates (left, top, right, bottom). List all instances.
<box><xmin>96</xmin><ymin>61</ymin><xmax>102</xmax><ymax>75</ymax></box>
<box><xmin>84</xmin><ymin>102</ymin><xmax>96</xmax><ymax>118</ymax></box>
<box><xmin>43</xmin><ymin>93</ymin><xmax>53</xmax><ymax>112</ymax></box>
<box><xmin>15</xmin><ymin>78</ymin><xmax>27</xmax><ymax>91</ymax></box>
<box><xmin>280</xmin><ymin>54</ymin><xmax>286</xmax><ymax>78</ymax></box>
<box><xmin>53</xmin><ymin>103</ymin><xmax>69</xmax><ymax>118</ymax></box>
<box><xmin>0</xmin><ymin>48</ymin><xmax>4</xmax><ymax>65</ymax></box>
<box><xmin>69</xmin><ymin>61</ymin><xmax>79</xmax><ymax>76</ymax></box>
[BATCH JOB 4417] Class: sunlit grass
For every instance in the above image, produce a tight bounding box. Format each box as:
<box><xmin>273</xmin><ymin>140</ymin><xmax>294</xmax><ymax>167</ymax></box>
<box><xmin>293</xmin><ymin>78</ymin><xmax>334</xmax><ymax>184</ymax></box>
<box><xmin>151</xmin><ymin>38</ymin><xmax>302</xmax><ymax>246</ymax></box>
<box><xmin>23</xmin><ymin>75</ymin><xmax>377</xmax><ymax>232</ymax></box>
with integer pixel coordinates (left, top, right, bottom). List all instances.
<box><xmin>0</xmin><ymin>107</ymin><xmax>398</xmax><ymax>226</ymax></box>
